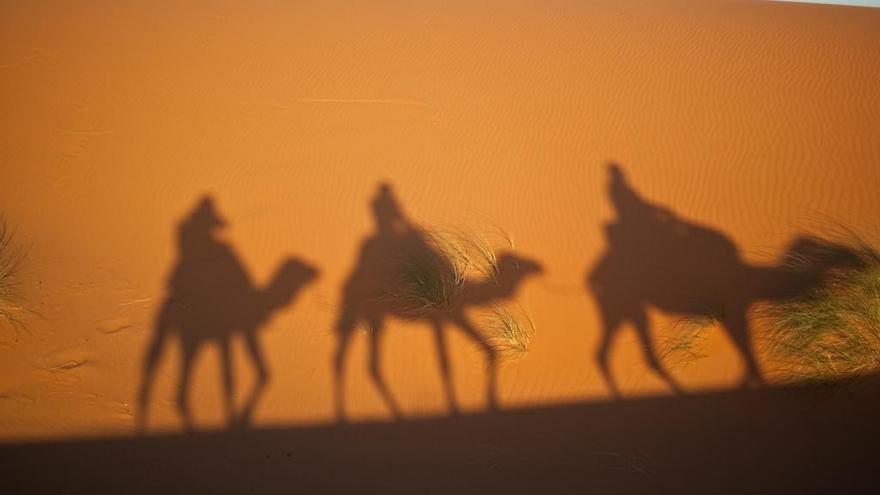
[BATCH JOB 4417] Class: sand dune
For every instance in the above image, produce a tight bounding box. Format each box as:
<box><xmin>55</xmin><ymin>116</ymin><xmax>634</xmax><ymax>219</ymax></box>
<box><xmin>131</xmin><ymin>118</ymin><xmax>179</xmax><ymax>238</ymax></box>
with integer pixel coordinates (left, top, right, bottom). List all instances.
<box><xmin>1</xmin><ymin>0</ymin><xmax>879</xmax><ymax>439</ymax></box>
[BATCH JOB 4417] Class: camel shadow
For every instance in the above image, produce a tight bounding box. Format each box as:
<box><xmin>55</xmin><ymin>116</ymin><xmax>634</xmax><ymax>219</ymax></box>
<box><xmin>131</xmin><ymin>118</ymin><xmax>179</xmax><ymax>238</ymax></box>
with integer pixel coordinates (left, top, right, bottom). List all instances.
<box><xmin>587</xmin><ymin>163</ymin><xmax>859</xmax><ymax>397</ymax></box>
<box><xmin>333</xmin><ymin>183</ymin><xmax>543</xmax><ymax>421</ymax></box>
<box><xmin>137</xmin><ymin>195</ymin><xmax>319</xmax><ymax>432</ymax></box>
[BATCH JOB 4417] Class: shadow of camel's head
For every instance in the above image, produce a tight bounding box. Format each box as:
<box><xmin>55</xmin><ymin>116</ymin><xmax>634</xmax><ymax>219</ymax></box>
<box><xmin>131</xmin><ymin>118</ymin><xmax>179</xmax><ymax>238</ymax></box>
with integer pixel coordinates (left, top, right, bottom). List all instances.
<box><xmin>496</xmin><ymin>252</ymin><xmax>544</xmax><ymax>279</ymax></box>
<box><xmin>263</xmin><ymin>258</ymin><xmax>320</xmax><ymax>312</ymax></box>
<box><xmin>783</xmin><ymin>235</ymin><xmax>864</xmax><ymax>274</ymax></box>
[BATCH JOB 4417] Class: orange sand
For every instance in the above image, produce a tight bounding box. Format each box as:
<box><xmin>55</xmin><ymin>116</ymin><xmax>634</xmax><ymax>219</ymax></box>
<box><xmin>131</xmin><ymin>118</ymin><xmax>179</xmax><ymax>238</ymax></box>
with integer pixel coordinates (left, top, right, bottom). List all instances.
<box><xmin>1</xmin><ymin>0</ymin><xmax>879</xmax><ymax>440</ymax></box>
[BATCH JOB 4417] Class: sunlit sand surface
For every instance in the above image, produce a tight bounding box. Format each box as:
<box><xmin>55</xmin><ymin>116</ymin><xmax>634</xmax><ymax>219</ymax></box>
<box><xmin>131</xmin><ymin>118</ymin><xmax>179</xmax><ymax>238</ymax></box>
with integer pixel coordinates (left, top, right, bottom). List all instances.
<box><xmin>1</xmin><ymin>0</ymin><xmax>878</xmax><ymax>440</ymax></box>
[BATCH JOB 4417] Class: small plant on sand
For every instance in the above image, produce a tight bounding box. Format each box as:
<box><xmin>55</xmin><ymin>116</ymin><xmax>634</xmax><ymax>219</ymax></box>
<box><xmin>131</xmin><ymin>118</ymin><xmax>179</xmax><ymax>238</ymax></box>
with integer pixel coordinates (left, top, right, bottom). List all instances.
<box><xmin>389</xmin><ymin>245</ymin><xmax>465</xmax><ymax>316</ymax></box>
<box><xmin>385</xmin><ymin>225</ymin><xmax>514</xmax><ymax>316</ymax></box>
<box><xmin>379</xmin><ymin>224</ymin><xmax>535</xmax><ymax>357</ymax></box>
<box><xmin>760</xmin><ymin>234</ymin><xmax>880</xmax><ymax>381</ymax></box>
<box><xmin>658</xmin><ymin>312</ymin><xmax>720</xmax><ymax>368</ymax></box>
<box><xmin>0</xmin><ymin>219</ymin><xmax>27</xmax><ymax>334</ymax></box>
<box><xmin>429</xmin><ymin>226</ymin><xmax>514</xmax><ymax>281</ymax></box>
<box><xmin>480</xmin><ymin>304</ymin><xmax>535</xmax><ymax>358</ymax></box>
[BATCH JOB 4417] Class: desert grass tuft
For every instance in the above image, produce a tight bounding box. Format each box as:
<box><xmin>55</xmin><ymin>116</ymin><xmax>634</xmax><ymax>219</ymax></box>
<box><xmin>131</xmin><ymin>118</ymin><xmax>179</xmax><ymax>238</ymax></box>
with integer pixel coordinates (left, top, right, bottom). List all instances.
<box><xmin>659</xmin><ymin>308</ymin><xmax>722</xmax><ymax>368</ymax></box>
<box><xmin>429</xmin><ymin>225</ymin><xmax>514</xmax><ymax>281</ymax></box>
<box><xmin>760</xmin><ymin>232</ymin><xmax>880</xmax><ymax>381</ymax></box>
<box><xmin>385</xmin><ymin>245</ymin><xmax>465</xmax><ymax>316</ymax></box>
<box><xmin>0</xmin><ymin>219</ymin><xmax>28</xmax><ymax>332</ymax></box>
<box><xmin>377</xmin><ymin>223</ymin><xmax>534</xmax><ymax>357</ymax></box>
<box><xmin>480</xmin><ymin>304</ymin><xmax>535</xmax><ymax>357</ymax></box>
<box><xmin>382</xmin><ymin>225</ymin><xmax>514</xmax><ymax>317</ymax></box>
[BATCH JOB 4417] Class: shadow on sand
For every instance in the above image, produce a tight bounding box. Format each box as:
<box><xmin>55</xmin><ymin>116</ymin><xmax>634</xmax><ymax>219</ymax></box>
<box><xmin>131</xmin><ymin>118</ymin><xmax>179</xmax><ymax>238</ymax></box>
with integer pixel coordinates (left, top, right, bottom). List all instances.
<box><xmin>137</xmin><ymin>196</ymin><xmax>319</xmax><ymax>431</ymax></box>
<box><xmin>3</xmin><ymin>376</ymin><xmax>879</xmax><ymax>494</ymax></box>
<box><xmin>333</xmin><ymin>183</ymin><xmax>542</xmax><ymax>421</ymax></box>
<box><xmin>587</xmin><ymin>163</ymin><xmax>860</xmax><ymax>396</ymax></box>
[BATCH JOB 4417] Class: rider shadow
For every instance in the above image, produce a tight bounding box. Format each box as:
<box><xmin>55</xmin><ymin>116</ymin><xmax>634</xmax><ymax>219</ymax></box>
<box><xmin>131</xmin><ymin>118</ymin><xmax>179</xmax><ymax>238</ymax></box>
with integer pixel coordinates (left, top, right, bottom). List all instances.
<box><xmin>332</xmin><ymin>183</ymin><xmax>543</xmax><ymax>422</ymax></box>
<box><xmin>137</xmin><ymin>195</ymin><xmax>319</xmax><ymax>432</ymax></box>
<box><xmin>587</xmin><ymin>163</ymin><xmax>859</xmax><ymax>397</ymax></box>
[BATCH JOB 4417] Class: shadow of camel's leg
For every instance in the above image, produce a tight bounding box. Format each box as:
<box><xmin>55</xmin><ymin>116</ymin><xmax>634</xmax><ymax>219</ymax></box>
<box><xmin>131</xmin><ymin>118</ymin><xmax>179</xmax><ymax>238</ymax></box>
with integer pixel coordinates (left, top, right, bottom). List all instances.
<box><xmin>631</xmin><ymin>307</ymin><xmax>684</xmax><ymax>394</ymax></box>
<box><xmin>239</xmin><ymin>331</ymin><xmax>269</xmax><ymax>427</ymax></box>
<box><xmin>432</xmin><ymin>319</ymin><xmax>459</xmax><ymax>415</ymax></box>
<box><xmin>725</xmin><ymin>308</ymin><xmax>764</xmax><ymax>388</ymax></box>
<box><xmin>452</xmin><ymin>313</ymin><xmax>498</xmax><ymax>411</ymax></box>
<box><xmin>176</xmin><ymin>344</ymin><xmax>198</xmax><ymax>431</ymax></box>
<box><xmin>136</xmin><ymin>318</ymin><xmax>170</xmax><ymax>433</ymax></box>
<box><xmin>218</xmin><ymin>338</ymin><xmax>236</xmax><ymax>427</ymax></box>
<box><xmin>595</xmin><ymin>304</ymin><xmax>622</xmax><ymax>399</ymax></box>
<box><xmin>332</xmin><ymin>323</ymin><xmax>353</xmax><ymax>423</ymax></box>
<box><xmin>367</xmin><ymin>322</ymin><xmax>403</xmax><ymax>420</ymax></box>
